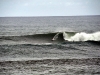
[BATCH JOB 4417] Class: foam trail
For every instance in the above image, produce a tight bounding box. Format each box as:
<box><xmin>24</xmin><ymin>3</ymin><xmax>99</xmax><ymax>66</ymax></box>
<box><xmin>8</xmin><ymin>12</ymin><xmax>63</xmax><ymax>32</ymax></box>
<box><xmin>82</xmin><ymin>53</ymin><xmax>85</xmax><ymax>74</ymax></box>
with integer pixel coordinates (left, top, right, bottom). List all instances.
<box><xmin>64</xmin><ymin>31</ymin><xmax>100</xmax><ymax>41</ymax></box>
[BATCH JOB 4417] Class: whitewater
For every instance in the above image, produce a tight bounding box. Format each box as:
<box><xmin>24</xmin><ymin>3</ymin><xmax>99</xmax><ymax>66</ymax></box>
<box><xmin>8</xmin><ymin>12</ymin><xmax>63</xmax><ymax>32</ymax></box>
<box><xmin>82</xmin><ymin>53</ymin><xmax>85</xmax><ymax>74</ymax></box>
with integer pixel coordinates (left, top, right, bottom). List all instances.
<box><xmin>63</xmin><ymin>31</ymin><xmax>100</xmax><ymax>41</ymax></box>
<box><xmin>0</xmin><ymin>16</ymin><xmax>100</xmax><ymax>75</ymax></box>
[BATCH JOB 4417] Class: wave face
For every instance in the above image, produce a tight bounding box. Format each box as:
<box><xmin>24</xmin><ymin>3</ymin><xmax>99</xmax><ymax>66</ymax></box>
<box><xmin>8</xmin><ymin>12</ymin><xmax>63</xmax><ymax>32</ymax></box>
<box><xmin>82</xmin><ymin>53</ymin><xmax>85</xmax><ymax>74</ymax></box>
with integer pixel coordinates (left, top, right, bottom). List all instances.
<box><xmin>0</xmin><ymin>33</ymin><xmax>64</xmax><ymax>45</ymax></box>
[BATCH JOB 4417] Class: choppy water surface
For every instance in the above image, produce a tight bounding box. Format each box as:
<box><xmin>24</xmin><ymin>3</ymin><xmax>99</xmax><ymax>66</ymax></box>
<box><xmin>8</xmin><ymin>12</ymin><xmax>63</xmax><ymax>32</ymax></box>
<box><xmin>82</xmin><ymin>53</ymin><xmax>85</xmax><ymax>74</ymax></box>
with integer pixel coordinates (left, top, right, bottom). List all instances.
<box><xmin>0</xmin><ymin>16</ymin><xmax>100</xmax><ymax>75</ymax></box>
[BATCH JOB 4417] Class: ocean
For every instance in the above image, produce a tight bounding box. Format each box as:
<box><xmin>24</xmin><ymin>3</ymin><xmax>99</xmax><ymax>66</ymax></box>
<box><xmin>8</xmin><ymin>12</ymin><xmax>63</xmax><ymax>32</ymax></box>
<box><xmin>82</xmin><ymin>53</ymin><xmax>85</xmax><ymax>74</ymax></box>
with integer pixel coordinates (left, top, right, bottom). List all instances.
<box><xmin>0</xmin><ymin>16</ymin><xmax>100</xmax><ymax>75</ymax></box>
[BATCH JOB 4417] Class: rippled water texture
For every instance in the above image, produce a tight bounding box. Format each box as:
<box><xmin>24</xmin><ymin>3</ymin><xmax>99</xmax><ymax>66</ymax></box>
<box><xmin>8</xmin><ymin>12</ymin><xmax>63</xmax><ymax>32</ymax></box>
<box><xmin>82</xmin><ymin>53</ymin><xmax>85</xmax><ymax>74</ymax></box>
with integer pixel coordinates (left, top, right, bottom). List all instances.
<box><xmin>0</xmin><ymin>16</ymin><xmax>100</xmax><ymax>75</ymax></box>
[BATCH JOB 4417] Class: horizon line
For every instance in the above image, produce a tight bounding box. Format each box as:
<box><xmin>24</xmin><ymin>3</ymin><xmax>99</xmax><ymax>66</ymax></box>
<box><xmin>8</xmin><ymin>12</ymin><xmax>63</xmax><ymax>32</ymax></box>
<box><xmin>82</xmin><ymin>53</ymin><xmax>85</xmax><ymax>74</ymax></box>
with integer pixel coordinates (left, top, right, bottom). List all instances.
<box><xmin>0</xmin><ymin>15</ymin><xmax>100</xmax><ymax>17</ymax></box>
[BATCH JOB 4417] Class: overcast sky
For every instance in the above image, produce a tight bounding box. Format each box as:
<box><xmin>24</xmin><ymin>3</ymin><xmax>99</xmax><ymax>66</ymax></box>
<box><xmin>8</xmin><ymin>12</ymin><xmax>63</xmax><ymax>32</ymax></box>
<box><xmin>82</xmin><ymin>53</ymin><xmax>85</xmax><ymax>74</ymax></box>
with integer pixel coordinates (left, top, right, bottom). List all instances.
<box><xmin>0</xmin><ymin>0</ymin><xmax>100</xmax><ymax>16</ymax></box>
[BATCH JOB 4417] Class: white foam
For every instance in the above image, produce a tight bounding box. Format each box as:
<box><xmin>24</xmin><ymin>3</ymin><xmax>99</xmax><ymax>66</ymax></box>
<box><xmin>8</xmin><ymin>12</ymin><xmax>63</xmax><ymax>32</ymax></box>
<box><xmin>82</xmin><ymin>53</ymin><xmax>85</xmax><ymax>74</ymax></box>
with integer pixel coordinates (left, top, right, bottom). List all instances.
<box><xmin>63</xmin><ymin>31</ymin><xmax>100</xmax><ymax>41</ymax></box>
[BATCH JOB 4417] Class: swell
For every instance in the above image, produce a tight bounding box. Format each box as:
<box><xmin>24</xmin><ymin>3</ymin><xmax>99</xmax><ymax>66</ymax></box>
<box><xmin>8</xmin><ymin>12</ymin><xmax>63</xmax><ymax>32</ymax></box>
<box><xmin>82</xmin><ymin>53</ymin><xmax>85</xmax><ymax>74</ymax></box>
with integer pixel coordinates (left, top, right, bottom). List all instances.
<box><xmin>0</xmin><ymin>58</ymin><xmax>100</xmax><ymax>65</ymax></box>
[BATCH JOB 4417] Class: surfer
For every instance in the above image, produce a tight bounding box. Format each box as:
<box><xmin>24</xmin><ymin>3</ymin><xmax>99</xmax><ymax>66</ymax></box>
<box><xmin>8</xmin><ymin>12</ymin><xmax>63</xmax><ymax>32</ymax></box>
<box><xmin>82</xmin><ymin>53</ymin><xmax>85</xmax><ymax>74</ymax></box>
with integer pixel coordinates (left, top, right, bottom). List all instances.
<box><xmin>52</xmin><ymin>32</ymin><xmax>60</xmax><ymax>41</ymax></box>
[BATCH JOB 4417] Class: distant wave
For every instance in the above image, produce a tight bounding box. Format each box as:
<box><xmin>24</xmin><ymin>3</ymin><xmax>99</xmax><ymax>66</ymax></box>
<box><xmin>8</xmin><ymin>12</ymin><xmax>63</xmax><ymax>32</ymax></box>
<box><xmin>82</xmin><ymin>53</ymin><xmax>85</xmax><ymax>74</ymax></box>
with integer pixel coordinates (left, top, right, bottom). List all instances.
<box><xmin>0</xmin><ymin>31</ymin><xmax>100</xmax><ymax>45</ymax></box>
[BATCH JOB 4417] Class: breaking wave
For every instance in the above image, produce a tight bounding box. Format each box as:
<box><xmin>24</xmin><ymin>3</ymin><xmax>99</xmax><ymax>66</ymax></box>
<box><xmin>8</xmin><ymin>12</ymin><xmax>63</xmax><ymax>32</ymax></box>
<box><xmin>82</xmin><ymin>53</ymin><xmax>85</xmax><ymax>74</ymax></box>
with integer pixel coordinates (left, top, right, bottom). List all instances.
<box><xmin>0</xmin><ymin>31</ymin><xmax>100</xmax><ymax>45</ymax></box>
<box><xmin>52</xmin><ymin>31</ymin><xmax>100</xmax><ymax>42</ymax></box>
<box><xmin>63</xmin><ymin>31</ymin><xmax>100</xmax><ymax>41</ymax></box>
